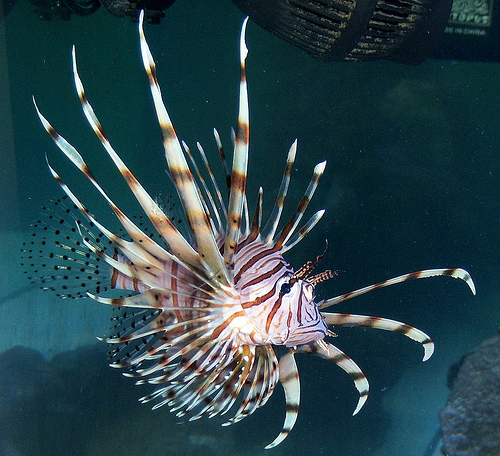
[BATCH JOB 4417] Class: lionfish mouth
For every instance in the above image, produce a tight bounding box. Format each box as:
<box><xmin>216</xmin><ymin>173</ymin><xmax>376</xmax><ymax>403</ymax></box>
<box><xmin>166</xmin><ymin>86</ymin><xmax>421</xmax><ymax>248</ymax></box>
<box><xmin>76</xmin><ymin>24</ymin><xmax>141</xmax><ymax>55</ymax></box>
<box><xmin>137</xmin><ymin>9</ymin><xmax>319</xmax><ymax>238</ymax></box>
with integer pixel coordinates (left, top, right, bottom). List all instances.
<box><xmin>22</xmin><ymin>10</ymin><xmax>476</xmax><ymax>449</ymax></box>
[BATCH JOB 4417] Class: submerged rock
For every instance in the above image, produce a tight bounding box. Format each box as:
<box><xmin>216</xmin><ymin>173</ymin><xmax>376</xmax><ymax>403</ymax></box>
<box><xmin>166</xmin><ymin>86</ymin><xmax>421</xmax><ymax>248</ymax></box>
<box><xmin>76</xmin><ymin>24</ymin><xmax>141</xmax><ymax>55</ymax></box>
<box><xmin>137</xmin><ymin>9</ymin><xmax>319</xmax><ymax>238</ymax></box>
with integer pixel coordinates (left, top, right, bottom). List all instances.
<box><xmin>0</xmin><ymin>346</ymin><xmax>55</xmax><ymax>456</ymax></box>
<box><xmin>439</xmin><ymin>333</ymin><xmax>500</xmax><ymax>456</ymax></box>
<box><xmin>0</xmin><ymin>344</ymin><xmax>242</xmax><ymax>456</ymax></box>
<box><xmin>0</xmin><ymin>346</ymin><xmax>53</xmax><ymax>417</ymax></box>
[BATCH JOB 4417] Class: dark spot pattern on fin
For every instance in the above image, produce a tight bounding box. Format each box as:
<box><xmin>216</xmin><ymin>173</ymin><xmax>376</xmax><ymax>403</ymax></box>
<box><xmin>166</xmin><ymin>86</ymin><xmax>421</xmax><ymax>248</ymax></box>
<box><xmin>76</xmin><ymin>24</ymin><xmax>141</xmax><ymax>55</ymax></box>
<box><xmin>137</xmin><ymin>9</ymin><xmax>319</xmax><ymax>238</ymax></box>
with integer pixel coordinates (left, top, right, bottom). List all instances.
<box><xmin>20</xmin><ymin>193</ymin><xmax>185</xmax><ymax>300</ymax></box>
<box><xmin>20</xmin><ymin>195</ymin><xmax>113</xmax><ymax>299</ymax></box>
<box><xmin>107</xmin><ymin>306</ymin><xmax>163</xmax><ymax>368</ymax></box>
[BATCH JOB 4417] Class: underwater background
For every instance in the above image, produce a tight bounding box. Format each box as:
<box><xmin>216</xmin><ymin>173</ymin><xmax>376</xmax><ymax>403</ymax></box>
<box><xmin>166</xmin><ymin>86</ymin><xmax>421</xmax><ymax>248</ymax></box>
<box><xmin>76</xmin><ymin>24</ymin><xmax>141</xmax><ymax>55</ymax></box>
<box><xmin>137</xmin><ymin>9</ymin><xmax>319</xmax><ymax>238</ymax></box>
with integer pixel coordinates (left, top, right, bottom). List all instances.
<box><xmin>0</xmin><ymin>1</ymin><xmax>499</xmax><ymax>455</ymax></box>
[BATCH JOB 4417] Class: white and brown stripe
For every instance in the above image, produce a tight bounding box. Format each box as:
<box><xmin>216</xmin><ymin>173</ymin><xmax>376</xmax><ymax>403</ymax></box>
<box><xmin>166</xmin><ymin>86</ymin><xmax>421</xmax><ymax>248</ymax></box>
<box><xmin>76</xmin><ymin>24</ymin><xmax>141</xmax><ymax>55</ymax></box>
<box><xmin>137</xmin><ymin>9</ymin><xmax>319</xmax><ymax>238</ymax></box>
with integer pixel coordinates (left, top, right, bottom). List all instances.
<box><xmin>224</xmin><ymin>17</ymin><xmax>250</xmax><ymax>272</ymax></box>
<box><xmin>320</xmin><ymin>267</ymin><xmax>476</xmax><ymax>309</ymax></box>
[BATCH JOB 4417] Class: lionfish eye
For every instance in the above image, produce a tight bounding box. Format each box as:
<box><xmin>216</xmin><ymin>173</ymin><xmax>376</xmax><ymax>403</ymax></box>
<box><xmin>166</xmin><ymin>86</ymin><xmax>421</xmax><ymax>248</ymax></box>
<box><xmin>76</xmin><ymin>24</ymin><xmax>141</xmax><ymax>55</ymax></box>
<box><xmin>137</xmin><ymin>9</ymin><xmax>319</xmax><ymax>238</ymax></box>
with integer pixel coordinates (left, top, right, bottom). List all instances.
<box><xmin>280</xmin><ymin>282</ymin><xmax>292</xmax><ymax>296</ymax></box>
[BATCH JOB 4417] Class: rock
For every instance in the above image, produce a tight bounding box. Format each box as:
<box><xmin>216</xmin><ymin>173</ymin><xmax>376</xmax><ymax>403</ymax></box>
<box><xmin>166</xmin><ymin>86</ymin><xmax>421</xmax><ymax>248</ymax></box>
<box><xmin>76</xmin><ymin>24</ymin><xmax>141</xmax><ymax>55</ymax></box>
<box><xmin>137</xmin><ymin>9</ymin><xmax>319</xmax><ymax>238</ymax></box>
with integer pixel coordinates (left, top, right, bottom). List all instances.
<box><xmin>439</xmin><ymin>333</ymin><xmax>500</xmax><ymax>456</ymax></box>
<box><xmin>0</xmin><ymin>346</ymin><xmax>52</xmax><ymax>417</ymax></box>
<box><xmin>0</xmin><ymin>346</ymin><xmax>55</xmax><ymax>456</ymax></box>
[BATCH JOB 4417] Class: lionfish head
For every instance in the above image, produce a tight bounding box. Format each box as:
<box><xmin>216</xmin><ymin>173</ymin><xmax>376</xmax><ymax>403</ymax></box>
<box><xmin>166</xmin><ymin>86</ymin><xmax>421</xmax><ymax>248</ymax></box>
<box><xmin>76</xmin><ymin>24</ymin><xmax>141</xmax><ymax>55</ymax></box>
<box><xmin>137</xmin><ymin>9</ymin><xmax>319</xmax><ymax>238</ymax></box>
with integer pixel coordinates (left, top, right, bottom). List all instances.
<box><xmin>22</xmin><ymin>10</ymin><xmax>476</xmax><ymax>450</ymax></box>
<box><xmin>233</xmin><ymin>238</ymin><xmax>329</xmax><ymax>347</ymax></box>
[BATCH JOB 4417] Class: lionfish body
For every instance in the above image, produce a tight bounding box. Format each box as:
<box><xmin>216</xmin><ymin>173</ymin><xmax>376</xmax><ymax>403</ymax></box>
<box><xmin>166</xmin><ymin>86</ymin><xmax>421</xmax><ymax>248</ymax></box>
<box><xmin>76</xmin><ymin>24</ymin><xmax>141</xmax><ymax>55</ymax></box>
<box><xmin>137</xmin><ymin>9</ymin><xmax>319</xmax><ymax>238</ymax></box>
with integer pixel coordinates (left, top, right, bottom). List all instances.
<box><xmin>26</xmin><ymin>12</ymin><xmax>476</xmax><ymax>448</ymax></box>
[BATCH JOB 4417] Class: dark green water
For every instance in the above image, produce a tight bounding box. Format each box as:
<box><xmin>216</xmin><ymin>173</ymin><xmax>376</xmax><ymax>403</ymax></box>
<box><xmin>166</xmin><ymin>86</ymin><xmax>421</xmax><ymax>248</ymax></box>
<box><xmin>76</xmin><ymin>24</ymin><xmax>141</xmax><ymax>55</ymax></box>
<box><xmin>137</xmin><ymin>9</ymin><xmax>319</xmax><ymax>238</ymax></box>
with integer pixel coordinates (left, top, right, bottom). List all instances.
<box><xmin>0</xmin><ymin>1</ymin><xmax>498</xmax><ymax>455</ymax></box>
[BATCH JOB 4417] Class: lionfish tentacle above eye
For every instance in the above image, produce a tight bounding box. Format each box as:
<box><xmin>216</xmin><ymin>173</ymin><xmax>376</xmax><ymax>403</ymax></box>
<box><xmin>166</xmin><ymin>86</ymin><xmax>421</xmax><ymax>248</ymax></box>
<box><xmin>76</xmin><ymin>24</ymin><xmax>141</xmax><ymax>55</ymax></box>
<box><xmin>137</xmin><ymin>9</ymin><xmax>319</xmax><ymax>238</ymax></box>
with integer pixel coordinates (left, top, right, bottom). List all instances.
<box><xmin>28</xmin><ymin>9</ymin><xmax>477</xmax><ymax>450</ymax></box>
<box><xmin>293</xmin><ymin>241</ymin><xmax>329</xmax><ymax>281</ymax></box>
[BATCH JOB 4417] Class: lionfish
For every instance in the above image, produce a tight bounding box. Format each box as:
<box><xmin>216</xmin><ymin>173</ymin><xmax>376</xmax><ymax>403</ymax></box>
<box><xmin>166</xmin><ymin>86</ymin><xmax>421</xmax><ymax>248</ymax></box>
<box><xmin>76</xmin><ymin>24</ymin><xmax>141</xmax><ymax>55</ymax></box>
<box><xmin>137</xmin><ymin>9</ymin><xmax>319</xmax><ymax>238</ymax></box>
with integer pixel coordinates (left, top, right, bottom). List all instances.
<box><xmin>24</xmin><ymin>12</ymin><xmax>476</xmax><ymax>449</ymax></box>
